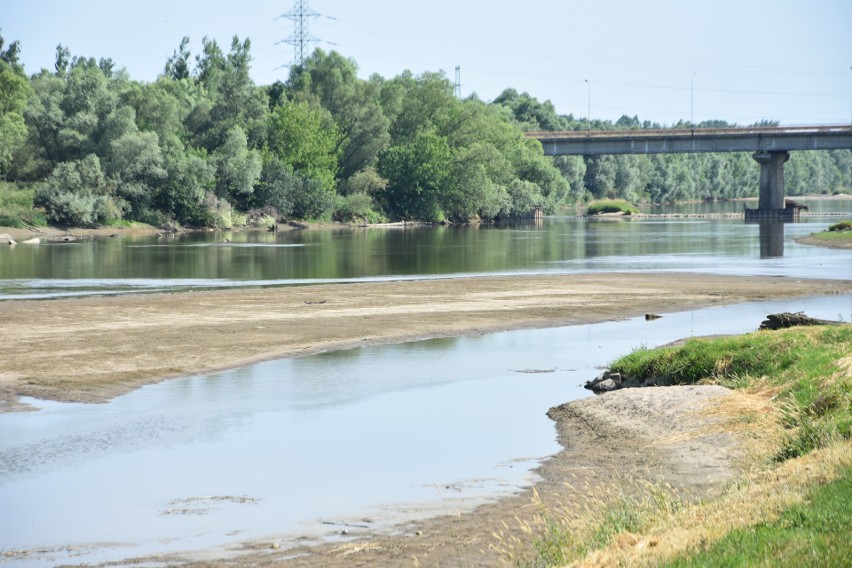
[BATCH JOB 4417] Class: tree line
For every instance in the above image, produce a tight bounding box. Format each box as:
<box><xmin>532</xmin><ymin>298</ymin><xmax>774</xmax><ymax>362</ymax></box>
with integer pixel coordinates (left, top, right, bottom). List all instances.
<box><xmin>0</xmin><ymin>31</ymin><xmax>849</xmax><ymax>228</ymax></box>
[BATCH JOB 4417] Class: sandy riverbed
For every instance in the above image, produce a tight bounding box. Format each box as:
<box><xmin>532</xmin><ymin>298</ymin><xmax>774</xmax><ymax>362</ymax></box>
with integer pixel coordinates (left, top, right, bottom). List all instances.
<box><xmin>2</xmin><ymin>272</ymin><xmax>850</xmax><ymax>411</ymax></box>
<box><xmin>2</xmin><ymin>272</ymin><xmax>850</xmax><ymax>566</ymax></box>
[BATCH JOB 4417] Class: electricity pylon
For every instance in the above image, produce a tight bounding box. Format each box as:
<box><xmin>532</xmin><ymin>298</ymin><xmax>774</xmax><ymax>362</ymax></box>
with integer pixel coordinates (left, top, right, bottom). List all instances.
<box><xmin>278</xmin><ymin>0</ymin><xmax>320</xmax><ymax>67</ymax></box>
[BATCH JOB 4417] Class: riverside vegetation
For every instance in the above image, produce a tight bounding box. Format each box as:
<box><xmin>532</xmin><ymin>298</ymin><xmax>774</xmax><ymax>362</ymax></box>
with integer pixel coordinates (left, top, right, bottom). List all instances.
<box><xmin>813</xmin><ymin>220</ymin><xmax>852</xmax><ymax>243</ymax></box>
<box><xmin>0</xmin><ymin>31</ymin><xmax>850</xmax><ymax>230</ymax></box>
<box><xmin>508</xmin><ymin>325</ymin><xmax>851</xmax><ymax>567</ymax></box>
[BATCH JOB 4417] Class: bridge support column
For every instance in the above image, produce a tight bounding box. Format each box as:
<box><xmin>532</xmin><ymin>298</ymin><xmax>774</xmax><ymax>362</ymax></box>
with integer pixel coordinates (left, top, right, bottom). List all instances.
<box><xmin>754</xmin><ymin>150</ymin><xmax>789</xmax><ymax>210</ymax></box>
<box><xmin>746</xmin><ymin>150</ymin><xmax>793</xmax><ymax>220</ymax></box>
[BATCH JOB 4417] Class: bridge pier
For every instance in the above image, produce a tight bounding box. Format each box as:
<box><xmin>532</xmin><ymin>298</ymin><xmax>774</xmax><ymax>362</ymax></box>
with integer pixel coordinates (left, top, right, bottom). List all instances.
<box><xmin>746</xmin><ymin>150</ymin><xmax>798</xmax><ymax>220</ymax></box>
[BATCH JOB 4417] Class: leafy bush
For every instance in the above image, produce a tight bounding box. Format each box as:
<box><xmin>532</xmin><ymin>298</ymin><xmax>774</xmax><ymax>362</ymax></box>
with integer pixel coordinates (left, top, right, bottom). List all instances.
<box><xmin>333</xmin><ymin>192</ymin><xmax>383</xmax><ymax>223</ymax></box>
<box><xmin>197</xmin><ymin>192</ymin><xmax>235</xmax><ymax>229</ymax></box>
<box><xmin>586</xmin><ymin>199</ymin><xmax>640</xmax><ymax>215</ymax></box>
<box><xmin>34</xmin><ymin>155</ymin><xmax>128</xmax><ymax>227</ymax></box>
<box><xmin>0</xmin><ymin>182</ymin><xmax>46</xmax><ymax>227</ymax></box>
<box><xmin>828</xmin><ymin>220</ymin><xmax>852</xmax><ymax>232</ymax></box>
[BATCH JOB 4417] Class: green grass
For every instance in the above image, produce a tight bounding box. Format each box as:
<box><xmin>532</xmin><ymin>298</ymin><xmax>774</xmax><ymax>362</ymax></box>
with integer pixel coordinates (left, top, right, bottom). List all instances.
<box><xmin>663</xmin><ymin>466</ymin><xmax>852</xmax><ymax>568</ymax></box>
<box><xmin>585</xmin><ymin>199</ymin><xmax>640</xmax><ymax>216</ymax></box>
<box><xmin>803</xmin><ymin>220</ymin><xmax>852</xmax><ymax>244</ymax></box>
<box><xmin>610</xmin><ymin>326</ymin><xmax>852</xmax><ymax>460</ymax></box>
<box><xmin>0</xmin><ymin>182</ymin><xmax>46</xmax><ymax>228</ymax></box>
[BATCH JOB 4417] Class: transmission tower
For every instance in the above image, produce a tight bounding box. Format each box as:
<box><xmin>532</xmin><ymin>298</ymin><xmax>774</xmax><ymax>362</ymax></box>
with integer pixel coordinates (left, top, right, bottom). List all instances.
<box><xmin>278</xmin><ymin>0</ymin><xmax>320</xmax><ymax>67</ymax></box>
<box><xmin>454</xmin><ymin>66</ymin><xmax>461</xmax><ymax>99</ymax></box>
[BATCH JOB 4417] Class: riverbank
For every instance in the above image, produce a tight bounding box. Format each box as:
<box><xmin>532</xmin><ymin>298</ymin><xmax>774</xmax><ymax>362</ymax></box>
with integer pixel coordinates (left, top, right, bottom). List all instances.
<box><xmin>2</xmin><ymin>272</ymin><xmax>850</xmax><ymax>412</ymax></box>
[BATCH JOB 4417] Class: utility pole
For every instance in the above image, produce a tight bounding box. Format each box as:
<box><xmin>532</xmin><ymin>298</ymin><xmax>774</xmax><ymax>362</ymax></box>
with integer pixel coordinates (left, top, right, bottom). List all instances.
<box><xmin>278</xmin><ymin>0</ymin><xmax>320</xmax><ymax>67</ymax></box>
<box><xmin>454</xmin><ymin>66</ymin><xmax>461</xmax><ymax>99</ymax></box>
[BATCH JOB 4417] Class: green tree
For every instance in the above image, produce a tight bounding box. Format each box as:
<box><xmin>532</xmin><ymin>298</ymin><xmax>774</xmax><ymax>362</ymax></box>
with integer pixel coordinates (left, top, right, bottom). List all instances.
<box><xmin>584</xmin><ymin>155</ymin><xmax>617</xmax><ymax>198</ymax></box>
<box><xmin>288</xmin><ymin>50</ymin><xmax>390</xmax><ymax>181</ymax></box>
<box><xmin>381</xmin><ymin>70</ymin><xmax>455</xmax><ymax>143</ymax></box>
<box><xmin>155</xmin><ymin>144</ymin><xmax>215</xmax><ymax>225</ymax></box>
<box><xmin>0</xmin><ymin>33</ymin><xmax>32</xmax><ymax>178</ymax></box>
<box><xmin>192</xmin><ymin>36</ymin><xmax>267</xmax><ymax>150</ymax></box>
<box><xmin>106</xmin><ymin>129</ymin><xmax>166</xmax><ymax>217</ymax></box>
<box><xmin>493</xmin><ymin>88</ymin><xmax>569</xmax><ymax>131</ymax></box>
<box><xmin>54</xmin><ymin>44</ymin><xmax>71</xmax><ymax>77</ymax></box>
<box><xmin>164</xmin><ymin>36</ymin><xmax>192</xmax><ymax>81</ymax></box>
<box><xmin>267</xmin><ymin>100</ymin><xmax>339</xmax><ymax>192</ymax></box>
<box><xmin>377</xmin><ymin>129</ymin><xmax>452</xmax><ymax>221</ymax></box>
<box><xmin>213</xmin><ymin>126</ymin><xmax>261</xmax><ymax>201</ymax></box>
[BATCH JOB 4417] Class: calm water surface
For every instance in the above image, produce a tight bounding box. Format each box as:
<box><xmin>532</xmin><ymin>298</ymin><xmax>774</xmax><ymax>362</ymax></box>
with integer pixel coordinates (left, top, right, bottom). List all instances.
<box><xmin>1</xmin><ymin>203</ymin><xmax>851</xmax><ymax>565</ymax></box>
<box><xmin>1</xmin><ymin>198</ymin><xmax>850</xmax><ymax>299</ymax></box>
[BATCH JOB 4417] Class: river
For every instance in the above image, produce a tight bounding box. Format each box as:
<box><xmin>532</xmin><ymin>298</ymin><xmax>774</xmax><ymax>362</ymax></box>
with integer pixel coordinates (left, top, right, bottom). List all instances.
<box><xmin>1</xmin><ymin>198</ymin><xmax>850</xmax><ymax>300</ymax></box>
<box><xmin>1</xmin><ymin>201</ymin><xmax>851</xmax><ymax>565</ymax></box>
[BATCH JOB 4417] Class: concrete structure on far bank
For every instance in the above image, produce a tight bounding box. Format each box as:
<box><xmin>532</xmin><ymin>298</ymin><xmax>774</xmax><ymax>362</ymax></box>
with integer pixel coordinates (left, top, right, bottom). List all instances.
<box><xmin>530</xmin><ymin>126</ymin><xmax>852</xmax><ymax>220</ymax></box>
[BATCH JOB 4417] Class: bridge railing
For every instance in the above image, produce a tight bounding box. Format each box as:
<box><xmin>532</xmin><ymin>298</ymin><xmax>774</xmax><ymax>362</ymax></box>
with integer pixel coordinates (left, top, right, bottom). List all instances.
<box><xmin>526</xmin><ymin>125</ymin><xmax>852</xmax><ymax>140</ymax></box>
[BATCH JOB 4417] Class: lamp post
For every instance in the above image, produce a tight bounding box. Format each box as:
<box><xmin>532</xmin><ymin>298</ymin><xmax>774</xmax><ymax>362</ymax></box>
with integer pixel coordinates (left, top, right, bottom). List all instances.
<box><xmin>691</xmin><ymin>72</ymin><xmax>696</xmax><ymax>127</ymax></box>
<box><xmin>585</xmin><ymin>79</ymin><xmax>590</xmax><ymax>130</ymax></box>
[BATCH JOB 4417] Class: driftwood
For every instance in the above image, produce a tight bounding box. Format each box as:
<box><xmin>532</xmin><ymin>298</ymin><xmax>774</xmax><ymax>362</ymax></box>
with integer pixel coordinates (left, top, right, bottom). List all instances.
<box><xmin>759</xmin><ymin>312</ymin><xmax>842</xmax><ymax>330</ymax></box>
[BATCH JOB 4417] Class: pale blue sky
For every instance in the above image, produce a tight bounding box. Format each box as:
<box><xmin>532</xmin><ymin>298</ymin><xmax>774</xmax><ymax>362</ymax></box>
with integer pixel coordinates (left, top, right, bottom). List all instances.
<box><xmin>3</xmin><ymin>0</ymin><xmax>851</xmax><ymax>126</ymax></box>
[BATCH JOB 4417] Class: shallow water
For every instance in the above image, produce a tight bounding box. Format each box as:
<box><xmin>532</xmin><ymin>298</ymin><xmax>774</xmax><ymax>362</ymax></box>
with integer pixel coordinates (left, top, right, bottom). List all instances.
<box><xmin>2</xmin><ymin>208</ymin><xmax>851</xmax><ymax>300</ymax></box>
<box><xmin>1</xmin><ymin>294</ymin><xmax>850</xmax><ymax>565</ymax></box>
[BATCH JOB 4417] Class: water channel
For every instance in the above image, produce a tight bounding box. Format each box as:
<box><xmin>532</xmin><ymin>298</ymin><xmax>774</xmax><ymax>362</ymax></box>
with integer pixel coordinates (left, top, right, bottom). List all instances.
<box><xmin>1</xmin><ymin>200</ymin><xmax>851</xmax><ymax>565</ymax></box>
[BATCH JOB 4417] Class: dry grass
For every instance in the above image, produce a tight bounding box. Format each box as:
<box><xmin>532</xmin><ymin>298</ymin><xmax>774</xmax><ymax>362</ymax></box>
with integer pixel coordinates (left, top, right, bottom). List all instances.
<box><xmin>490</xmin><ymin>438</ymin><xmax>851</xmax><ymax>568</ymax></box>
<box><xmin>687</xmin><ymin>388</ymin><xmax>787</xmax><ymax>470</ymax></box>
<box><xmin>571</xmin><ymin>439</ymin><xmax>852</xmax><ymax>568</ymax></box>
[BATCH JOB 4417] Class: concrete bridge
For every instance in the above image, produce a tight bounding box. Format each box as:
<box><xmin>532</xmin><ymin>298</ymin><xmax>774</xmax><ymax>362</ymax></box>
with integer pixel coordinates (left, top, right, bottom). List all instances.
<box><xmin>529</xmin><ymin>125</ymin><xmax>852</xmax><ymax>219</ymax></box>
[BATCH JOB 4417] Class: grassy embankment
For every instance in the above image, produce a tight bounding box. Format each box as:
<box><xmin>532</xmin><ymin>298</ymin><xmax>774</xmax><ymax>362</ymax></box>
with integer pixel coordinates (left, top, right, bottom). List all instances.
<box><xmin>807</xmin><ymin>220</ymin><xmax>852</xmax><ymax>245</ymax></box>
<box><xmin>511</xmin><ymin>325</ymin><xmax>852</xmax><ymax>567</ymax></box>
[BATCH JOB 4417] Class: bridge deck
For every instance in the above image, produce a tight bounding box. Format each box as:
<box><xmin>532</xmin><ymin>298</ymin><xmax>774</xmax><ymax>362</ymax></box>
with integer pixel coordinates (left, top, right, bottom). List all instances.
<box><xmin>529</xmin><ymin>125</ymin><xmax>852</xmax><ymax>156</ymax></box>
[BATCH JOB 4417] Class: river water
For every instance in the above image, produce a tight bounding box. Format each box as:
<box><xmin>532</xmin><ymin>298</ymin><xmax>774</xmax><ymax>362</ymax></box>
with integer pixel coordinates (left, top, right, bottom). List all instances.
<box><xmin>1</xmin><ymin>199</ymin><xmax>850</xmax><ymax>300</ymax></box>
<box><xmin>1</xmin><ymin>201</ymin><xmax>851</xmax><ymax>565</ymax></box>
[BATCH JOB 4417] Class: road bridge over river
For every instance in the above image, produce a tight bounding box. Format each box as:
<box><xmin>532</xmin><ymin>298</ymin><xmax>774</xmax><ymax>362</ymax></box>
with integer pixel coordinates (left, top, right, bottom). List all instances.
<box><xmin>529</xmin><ymin>125</ymin><xmax>852</xmax><ymax>219</ymax></box>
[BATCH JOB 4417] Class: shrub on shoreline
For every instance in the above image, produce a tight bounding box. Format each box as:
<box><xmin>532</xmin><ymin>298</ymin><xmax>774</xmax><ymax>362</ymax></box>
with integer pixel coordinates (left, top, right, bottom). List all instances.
<box><xmin>585</xmin><ymin>199</ymin><xmax>640</xmax><ymax>216</ymax></box>
<box><xmin>0</xmin><ymin>182</ymin><xmax>46</xmax><ymax>228</ymax></box>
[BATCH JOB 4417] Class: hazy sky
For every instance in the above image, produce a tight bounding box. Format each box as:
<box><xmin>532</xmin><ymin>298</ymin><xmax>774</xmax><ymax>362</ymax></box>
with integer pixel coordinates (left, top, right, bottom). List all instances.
<box><xmin>3</xmin><ymin>0</ymin><xmax>851</xmax><ymax>126</ymax></box>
